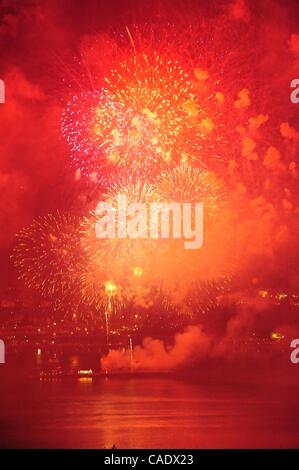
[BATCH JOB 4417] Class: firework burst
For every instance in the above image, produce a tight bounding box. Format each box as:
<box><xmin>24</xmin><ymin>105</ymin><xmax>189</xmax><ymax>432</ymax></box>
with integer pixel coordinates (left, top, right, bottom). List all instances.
<box><xmin>13</xmin><ymin>212</ymin><xmax>84</xmax><ymax>300</ymax></box>
<box><xmin>150</xmin><ymin>164</ymin><xmax>233</xmax><ymax>312</ymax></box>
<box><xmin>62</xmin><ymin>52</ymin><xmax>219</xmax><ymax>181</ymax></box>
<box><xmin>80</xmin><ymin>263</ymin><xmax>124</xmax><ymax>313</ymax></box>
<box><xmin>155</xmin><ymin>164</ymin><xmax>226</xmax><ymax>213</ymax></box>
<box><xmin>81</xmin><ymin>177</ymin><xmax>159</xmax><ymax>281</ymax></box>
<box><xmin>61</xmin><ymin>90</ymin><xmax>118</xmax><ymax>182</ymax></box>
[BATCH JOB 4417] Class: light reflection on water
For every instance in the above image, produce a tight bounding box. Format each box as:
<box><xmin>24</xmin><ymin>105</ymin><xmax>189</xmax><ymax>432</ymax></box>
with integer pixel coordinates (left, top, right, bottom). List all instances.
<box><xmin>1</xmin><ymin>374</ymin><xmax>299</xmax><ymax>448</ymax></box>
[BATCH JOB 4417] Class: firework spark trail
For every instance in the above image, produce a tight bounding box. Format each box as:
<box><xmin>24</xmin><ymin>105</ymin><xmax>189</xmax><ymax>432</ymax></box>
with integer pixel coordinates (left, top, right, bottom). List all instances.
<box><xmin>79</xmin><ymin>263</ymin><xmax>124</xmax><ymax>345</ymax></box>
<box><xmin>79</xmin><ymin>264</ymin><xmax>124</xmax><ymax>313</ymax></box>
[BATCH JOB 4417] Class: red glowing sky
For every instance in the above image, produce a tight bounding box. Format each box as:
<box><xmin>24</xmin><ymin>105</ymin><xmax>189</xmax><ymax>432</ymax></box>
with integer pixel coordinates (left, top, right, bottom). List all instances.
<box><xmin>0</xmin><ymin>0</ymin><xmax>299</xmax><ymax>297</ymax></box>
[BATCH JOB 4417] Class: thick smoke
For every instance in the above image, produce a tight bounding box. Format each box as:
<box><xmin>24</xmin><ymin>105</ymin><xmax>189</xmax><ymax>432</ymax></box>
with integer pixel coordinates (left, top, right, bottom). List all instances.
<box><xmin>101</xmin><ymin>291</ymin><xmax>292</xmax><ymax>372</ymax></box>
<box><xmin>101</xmin><ymin>326</ymin><xmax>211</xmax><ymax>372</ymax></box>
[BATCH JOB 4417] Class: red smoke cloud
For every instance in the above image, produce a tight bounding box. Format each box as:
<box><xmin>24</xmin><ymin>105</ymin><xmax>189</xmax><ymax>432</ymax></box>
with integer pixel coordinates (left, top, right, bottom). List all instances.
<box><xmin>101</xmin><ymin>326</ymin><xmax>211</xmax><ymax>372</ymax></box>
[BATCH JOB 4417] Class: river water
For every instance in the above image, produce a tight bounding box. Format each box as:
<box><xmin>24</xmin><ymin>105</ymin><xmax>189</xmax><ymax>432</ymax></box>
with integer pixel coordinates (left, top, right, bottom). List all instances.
<box><xmin>1</xmin><ymin>372</ymin><xmax>299</xmax><ymax>448</ymax></box>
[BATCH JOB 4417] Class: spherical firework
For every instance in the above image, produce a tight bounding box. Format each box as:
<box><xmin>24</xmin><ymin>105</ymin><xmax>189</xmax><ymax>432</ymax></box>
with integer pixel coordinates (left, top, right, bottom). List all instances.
<box><xmin>80</xmin><ymin>263</ymin><xmax>124</xmax><ymax>314</ymax></box>
<box><xmin>155</xmin><ymin>164</ymin><xmax>226</xmax><ymax>215</ymax></box>
<box><xmin>151</xmin><ymin>164</ymin><xmax>234</xmax><ymax>313</ymax></box>
<box><xmin>161</xmin><ymin>277</ymin><xmax>230</xmax><ymax>318</ymax></box>
<box><xmin>13</xmin><ymin>212</ymin><xmax>84</xmax><ymax>299</ymax></box>
<box><xmin>81</xmin><ymin>178</ymin><xmax>159</xmax><ymax>282</ymax></box>
<box><xmin>62</xmin><ymin>53</ymin><xmax>216</xmax><ymax>181</ymax></box>
<box><xmin>103</xmin><ymin>53</ymin><xmax>205</xmax><ymax>170</ymax></box>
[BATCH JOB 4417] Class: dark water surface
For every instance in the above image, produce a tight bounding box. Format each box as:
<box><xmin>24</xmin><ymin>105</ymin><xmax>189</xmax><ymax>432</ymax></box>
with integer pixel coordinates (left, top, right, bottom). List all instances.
<box><xmin>1</xmin><ymin>372</ymin><xmax>299</xmax><ymax>448</ymax></box>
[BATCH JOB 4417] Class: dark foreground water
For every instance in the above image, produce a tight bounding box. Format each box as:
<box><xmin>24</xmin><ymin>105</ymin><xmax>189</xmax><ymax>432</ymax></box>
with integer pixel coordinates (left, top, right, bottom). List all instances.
<box><xmin>1</xmin><ymin>372</ymin><xmax>299</xmax><ymax>448</ymax></box>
